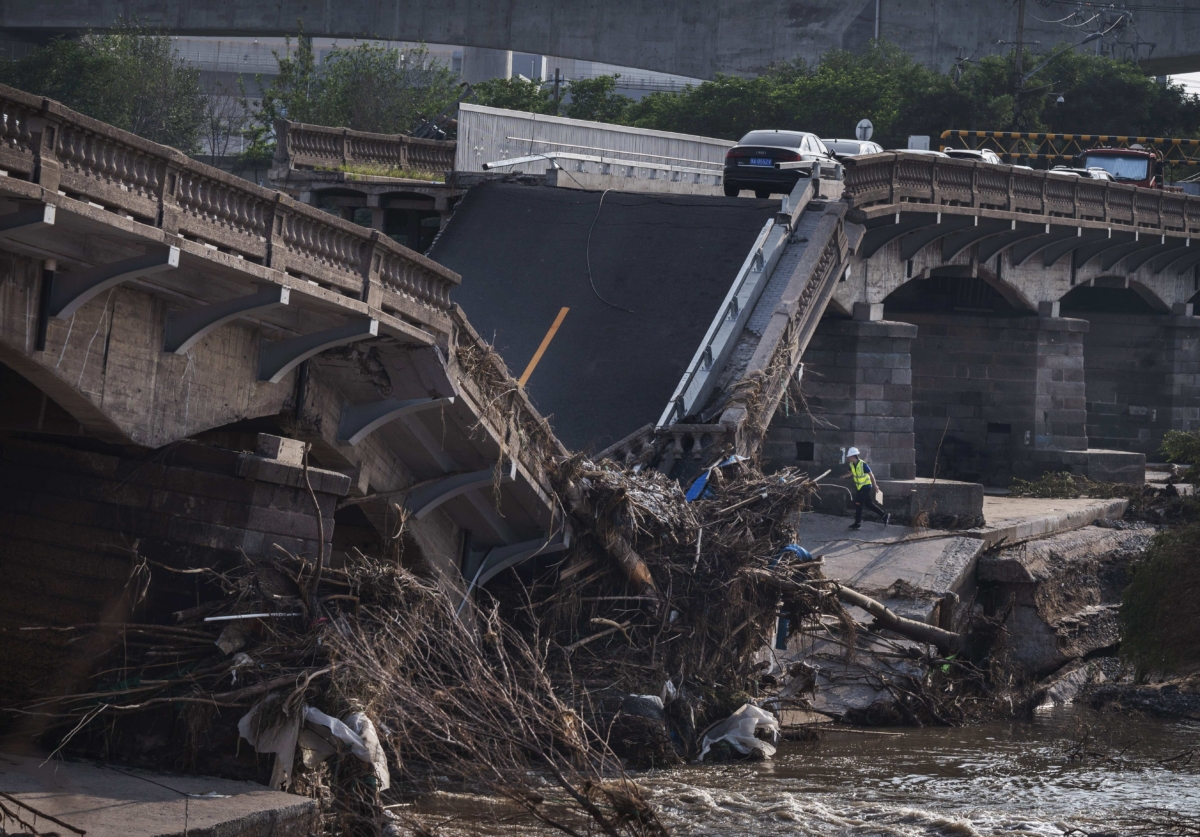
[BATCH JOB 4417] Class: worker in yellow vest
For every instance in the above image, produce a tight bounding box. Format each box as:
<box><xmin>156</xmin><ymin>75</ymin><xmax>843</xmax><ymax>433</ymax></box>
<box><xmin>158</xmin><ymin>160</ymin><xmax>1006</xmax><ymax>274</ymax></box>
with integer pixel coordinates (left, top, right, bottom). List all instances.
<box><xmin>841</xmin><ymin>447</ymin><xmax>889</xmax><ymax>530</ymax></box>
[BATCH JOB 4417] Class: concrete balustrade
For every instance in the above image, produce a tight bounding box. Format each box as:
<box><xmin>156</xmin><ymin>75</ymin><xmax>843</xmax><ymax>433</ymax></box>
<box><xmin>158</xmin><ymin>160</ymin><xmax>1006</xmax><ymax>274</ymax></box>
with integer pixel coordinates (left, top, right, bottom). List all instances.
<box><xmin>274</xmin><ymin>120</ymin><xmax>456</xmax><ymax>176</ymax></box>
<box><xmin>0</xmin><ymin>85</ymin><xmax>460</xmax><ymax>332</ymax></box>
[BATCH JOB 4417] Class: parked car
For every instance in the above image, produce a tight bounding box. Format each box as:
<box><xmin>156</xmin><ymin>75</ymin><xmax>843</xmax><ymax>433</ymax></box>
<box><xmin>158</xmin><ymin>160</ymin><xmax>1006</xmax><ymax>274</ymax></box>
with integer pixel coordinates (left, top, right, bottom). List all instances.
<box><xmin>821</xmin><ymin>138</ymin><xmax>884</xmax><ymax>157</ymax></box>
<box><xmin>891</xmin><ymin>149</ymin><xmax>950</xmax><ymax>157</ymax></box>
<box><xmin>723</xmin><ymin>130</ymin><xmax>834</xmax><ymax>198</ymax></box>
<box><xmin>1050</xmin><ymin>165</ymin><xmax>1114</xmax><ymax>181</ymax></box>
<box><xmin>944</xmin><ymin>148</ymin><xmax>1003</xmax><ymax>165</ymax></box>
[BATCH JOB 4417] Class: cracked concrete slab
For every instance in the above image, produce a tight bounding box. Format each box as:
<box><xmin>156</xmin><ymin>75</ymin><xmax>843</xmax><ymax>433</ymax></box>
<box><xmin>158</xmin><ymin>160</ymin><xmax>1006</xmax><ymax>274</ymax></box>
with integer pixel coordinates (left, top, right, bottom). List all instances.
<box><xmin>0</xmin><ymin>752</ymin><xmax>316</xmax><ymax>837</ymax></box>
<box><xmin>798</xmin><ymin>512</ymin><xmax>984</xmax><ymax>621</ymax></box>
<box><xmin>969</xmin><ymin>496</ymin><xmax>1130</xmax><ymax>548</ymax></box>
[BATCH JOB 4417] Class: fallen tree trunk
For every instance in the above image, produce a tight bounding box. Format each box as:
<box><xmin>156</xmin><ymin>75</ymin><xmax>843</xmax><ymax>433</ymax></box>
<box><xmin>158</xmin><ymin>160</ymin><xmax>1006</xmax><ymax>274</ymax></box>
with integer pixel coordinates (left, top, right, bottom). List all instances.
<box><xmin>833</xmin><ymin>583</ymin><xmax>963</xmax><ymax>656</ymax></box>
<box><xmin>562</xmin><ymin>479</ymin><xmax>661</xmax><ymax>599</ymax></box>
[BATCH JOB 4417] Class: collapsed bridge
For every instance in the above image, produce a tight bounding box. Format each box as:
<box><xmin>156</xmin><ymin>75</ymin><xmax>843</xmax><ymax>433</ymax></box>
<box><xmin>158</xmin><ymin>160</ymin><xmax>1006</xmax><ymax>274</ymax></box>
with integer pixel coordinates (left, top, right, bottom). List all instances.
<box><xmin>2</xmin><ymin>86</ymin><xmax>1200</xmax><ymax>720</ymax></box>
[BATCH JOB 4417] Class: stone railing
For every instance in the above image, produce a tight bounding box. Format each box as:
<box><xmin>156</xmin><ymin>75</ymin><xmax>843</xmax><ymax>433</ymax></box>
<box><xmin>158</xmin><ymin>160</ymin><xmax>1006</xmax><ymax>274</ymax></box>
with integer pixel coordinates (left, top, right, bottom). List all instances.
<box><xmin>0</xmin><ymin>84</ymin><xmax>459</xmax><ymax>329</ymax></box>
<box><xmin>842</xmin><ymin>152</ymin><xmax>1200</xmax><ymax>233</ymax></box>
<box><xmin>718</xmin><ymin>204</ymin><xmax>850</xmax><ymax>457</ymax></box>
<box><xmin>598</xmin><ymin>422</ymin><xmax>732</xmax><ymax>472</ymax></box>
<box><xmin>274</xmin><ymin>120</ymin><xmax>457</xmax><ymax>176</ymax></box>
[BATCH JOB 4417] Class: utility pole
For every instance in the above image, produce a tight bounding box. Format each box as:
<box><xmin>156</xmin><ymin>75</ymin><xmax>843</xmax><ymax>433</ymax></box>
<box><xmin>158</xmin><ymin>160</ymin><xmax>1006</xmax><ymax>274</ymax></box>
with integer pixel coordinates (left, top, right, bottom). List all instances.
<box><xmin>1013</xmin><ymin>0</ymin><xmax>1027</xmax><ymax>128</ymax></box>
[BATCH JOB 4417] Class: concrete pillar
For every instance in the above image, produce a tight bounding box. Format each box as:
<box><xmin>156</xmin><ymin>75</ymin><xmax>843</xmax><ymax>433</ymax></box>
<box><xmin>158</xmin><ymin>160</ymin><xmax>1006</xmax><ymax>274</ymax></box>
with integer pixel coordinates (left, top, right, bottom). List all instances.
<box><xmin>897</xmin><ymin>313</ymin><xmax>1089</xmax><ymax>485</ymax></box>
<box><xmin>461</xmin><ymin>47</ymin><xmax>513</xmax><ymax>84</ymax></box>
<box><xmin>1080</xmin><ymin>312</ymin><xmax>1200</xmax><ymax>456</ymax></box>
<box><xmin>764</xmin><ymin>316</ymin><xmax>917</xmax><ymax>480</ymax></box>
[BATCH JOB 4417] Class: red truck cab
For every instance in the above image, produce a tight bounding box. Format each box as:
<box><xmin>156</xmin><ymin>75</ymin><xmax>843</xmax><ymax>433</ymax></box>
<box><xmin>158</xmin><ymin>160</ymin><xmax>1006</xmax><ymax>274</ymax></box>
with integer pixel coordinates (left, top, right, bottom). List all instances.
<box><xmin>1078</xmin><ymin>146</ymin><xmax>1162</xmax><ymax>189</ymax></box>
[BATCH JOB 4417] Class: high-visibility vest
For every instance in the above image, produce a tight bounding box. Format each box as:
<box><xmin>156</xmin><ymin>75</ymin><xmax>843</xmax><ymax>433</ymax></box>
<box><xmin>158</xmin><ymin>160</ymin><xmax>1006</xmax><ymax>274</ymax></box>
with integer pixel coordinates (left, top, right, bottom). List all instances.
<box><xmin>850</xmin><ymin>460</ymin><xmax>872</xmax><ymax>490</ymax></box>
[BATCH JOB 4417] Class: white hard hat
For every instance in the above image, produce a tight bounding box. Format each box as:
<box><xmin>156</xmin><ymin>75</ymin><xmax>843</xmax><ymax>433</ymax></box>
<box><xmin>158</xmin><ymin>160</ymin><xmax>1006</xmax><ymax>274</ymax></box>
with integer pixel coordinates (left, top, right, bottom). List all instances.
<box><xmin>846</xmin><ymin>447</ymin><xmax>860</xmax><ymax>457</ymax></box>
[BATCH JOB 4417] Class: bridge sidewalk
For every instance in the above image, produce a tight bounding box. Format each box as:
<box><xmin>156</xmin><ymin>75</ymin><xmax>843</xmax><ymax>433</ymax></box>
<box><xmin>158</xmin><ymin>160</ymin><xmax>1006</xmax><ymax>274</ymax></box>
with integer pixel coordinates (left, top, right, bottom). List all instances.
<box><xmin>798</xmin><ymin>495</ymin><xmax>1130</xmax><ymax>622</ymax></box>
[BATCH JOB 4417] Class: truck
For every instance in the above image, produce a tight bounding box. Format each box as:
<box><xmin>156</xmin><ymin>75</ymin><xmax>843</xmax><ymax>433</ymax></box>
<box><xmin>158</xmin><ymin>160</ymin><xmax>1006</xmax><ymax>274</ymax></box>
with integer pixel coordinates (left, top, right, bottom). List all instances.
<box><xmin>1077</xmin><ymin>145</ymin><xmax>1163</xmax><ymax>189</ymax></box>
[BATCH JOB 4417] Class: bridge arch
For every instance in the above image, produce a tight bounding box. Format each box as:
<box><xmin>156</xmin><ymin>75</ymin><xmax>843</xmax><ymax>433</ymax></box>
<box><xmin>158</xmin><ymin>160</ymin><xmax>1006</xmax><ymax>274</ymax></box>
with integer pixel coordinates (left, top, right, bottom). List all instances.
<box><xmin>0</xmin><ymin>345</ymin><xmax>128</xmax><ymax>443</ymax></box>
<box><xmin>1059</xmin><ymin>278</ymin><xmax>1171</xmax><ymax>315</ymax></box>
<box><xmin>881</xmin><ymin>266</ymin><xmax>1036</xmax><ymax>317</ymax></box>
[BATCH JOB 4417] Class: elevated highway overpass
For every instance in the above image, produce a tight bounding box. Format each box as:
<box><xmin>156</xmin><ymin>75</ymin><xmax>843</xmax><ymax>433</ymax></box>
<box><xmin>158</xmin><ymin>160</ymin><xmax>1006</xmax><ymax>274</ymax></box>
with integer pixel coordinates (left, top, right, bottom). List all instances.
<box><xmin>1</xmin><ymin>0</ymin><xmax>1198</xmax><ymax>77</ymax></box>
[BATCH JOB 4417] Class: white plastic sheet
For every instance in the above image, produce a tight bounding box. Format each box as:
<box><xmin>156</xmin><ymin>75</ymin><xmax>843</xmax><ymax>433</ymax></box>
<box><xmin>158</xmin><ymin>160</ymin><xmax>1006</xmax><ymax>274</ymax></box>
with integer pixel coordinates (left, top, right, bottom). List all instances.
<box><xmin>304</xmin><ymin>707</ymin><xmax>391</xmax><ymax>791</ymax></box>
<box><xmin>237</xmin><ymin>700</ymin><xmax>301</xmax><ymax>790</ymax></box>
<box><xmin>697</xmin><ymin>703</ymin><xmax>780</xmax><ymax>762</ymax></box>
<box><xmin>238</xmin><ymin>701</ymin><xmax>391</xmax><ymax>791</ymax></box>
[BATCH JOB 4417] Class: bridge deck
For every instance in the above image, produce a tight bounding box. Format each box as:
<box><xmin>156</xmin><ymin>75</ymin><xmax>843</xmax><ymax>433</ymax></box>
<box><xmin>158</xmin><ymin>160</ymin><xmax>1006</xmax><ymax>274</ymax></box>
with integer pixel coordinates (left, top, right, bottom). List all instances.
<box><xmin>429</xmin><ymin>181</ymin><xmax>777</xmax><ymax>452</ymax></box>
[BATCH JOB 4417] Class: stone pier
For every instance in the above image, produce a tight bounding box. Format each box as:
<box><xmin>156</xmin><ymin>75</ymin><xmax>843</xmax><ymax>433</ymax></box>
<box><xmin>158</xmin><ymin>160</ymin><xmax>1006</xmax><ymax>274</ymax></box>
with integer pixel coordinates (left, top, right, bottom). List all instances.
<box><xmin>1075</xmin><ymin>307</ymin><xmax>1200</xmax><ymax>456</ymax></box>
<box><xmin>0</xmin><ymin>434</ymin><xmax>349</xmax><ymax>713</ymax></box>
<box><xmin>765</xmin><ymin>304</ymin><xmax>916</xmax><ymax>481</ymax></box>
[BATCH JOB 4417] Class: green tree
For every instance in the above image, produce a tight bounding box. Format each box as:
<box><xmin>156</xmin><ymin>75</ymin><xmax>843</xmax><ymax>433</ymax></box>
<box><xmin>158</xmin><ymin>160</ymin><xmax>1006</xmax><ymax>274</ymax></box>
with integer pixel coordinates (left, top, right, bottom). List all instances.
<box><xmin>255</xmin><ymin>34</ymin><xmax>461</xmax><ymax>138</ymax></box>
<box><xmin>563</xmin><ymin>75</ymin><xmax>633</xmax><ymax>123</ymax></box>
<box><xmin>559</xmin><ymin>42</ymin><xmax>1200</xmax><ymax>156</ymax></box>
<box><xmin>1120</xmin><ymin>522</ymin><xmax>1200</xmax><ymax>677</ymax></box>
<box><xmin>0</xmin><ymin>23</ymin><xmax>206</xmax><ymax>153</ymax></box>
<box><xmin>473</xmin><ymin>76</ymin><xmax>557</xmax><ymax>114</ymax></box>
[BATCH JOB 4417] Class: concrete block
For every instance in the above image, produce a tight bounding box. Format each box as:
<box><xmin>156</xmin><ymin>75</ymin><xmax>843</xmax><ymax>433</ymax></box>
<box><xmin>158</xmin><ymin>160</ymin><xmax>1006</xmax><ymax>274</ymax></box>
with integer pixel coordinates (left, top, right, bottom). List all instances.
<box><xmin>236</xmin><ymin>455</ymin><xmax>352</xmax><ymax>496</ymax></box>
<box><xmin>256</xmin><ymin>433</ymin><xmax>307</xmax><ymax>466</ymax></box>
<box><xmin>854</xmin><ymin>301</ymin><xmax>883</xmax><ymax>321</ymax></box>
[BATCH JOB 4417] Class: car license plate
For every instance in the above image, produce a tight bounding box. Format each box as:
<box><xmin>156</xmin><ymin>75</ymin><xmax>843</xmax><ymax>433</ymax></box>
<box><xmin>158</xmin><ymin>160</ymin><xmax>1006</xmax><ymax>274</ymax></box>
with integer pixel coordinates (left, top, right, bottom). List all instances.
<box><xmin>748</xmin><ymin>157</ymin><xmax>773</xmax><ymax>167</ymax></box>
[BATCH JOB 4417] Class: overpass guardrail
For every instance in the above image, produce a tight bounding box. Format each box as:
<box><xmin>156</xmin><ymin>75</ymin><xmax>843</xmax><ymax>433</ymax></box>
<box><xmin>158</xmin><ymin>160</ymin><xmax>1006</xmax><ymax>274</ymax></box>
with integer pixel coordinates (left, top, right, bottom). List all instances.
<box><xmin>841</xmin><ymin>151</ymin><xmax>1200</xmax><ymax>234</ymax></box>
<box><xmin>939</xmin><ymin>130</ymin><xmax>1200</xmax><ymax>167</ymax></box>
<box><xmin>0</xmin><ymin>85</ymin><xmax>459</xmax><ymax>328</ymax></box>
<box><xmin>273</xmin><ymin>119</ymin><xmax>457</xmax><ymax>176</ymax></box>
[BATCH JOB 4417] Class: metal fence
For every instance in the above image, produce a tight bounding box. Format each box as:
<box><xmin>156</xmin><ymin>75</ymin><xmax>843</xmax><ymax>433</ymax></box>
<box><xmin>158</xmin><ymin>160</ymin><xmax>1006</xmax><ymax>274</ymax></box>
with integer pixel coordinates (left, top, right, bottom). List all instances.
<box><xmin>455</xmin><ymin>103</ymin><xmax>732</xmax><ymax>181</ymax></box>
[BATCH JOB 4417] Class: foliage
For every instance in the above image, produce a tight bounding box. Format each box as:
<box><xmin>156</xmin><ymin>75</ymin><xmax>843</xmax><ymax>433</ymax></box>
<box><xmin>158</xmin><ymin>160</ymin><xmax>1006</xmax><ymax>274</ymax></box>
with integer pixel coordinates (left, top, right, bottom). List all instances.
<box><xmin>563</xmin><ymin>74</ymin><xmax>633</xmax><ymax>123</ymax></box>
<box><xmin>473</xmin><ymin>74</ymin><xmax>632</xmax><ymax>122</ymax></box>
<box><xmin>201</xmin><ymin>77</ymin><xmax>254</xmax><ymax>160</ymax></box>
<box><xmin>325</xmin><ymin>162</ymin><xmax>444</xmax><ymax>182</ymax></box>
<box><xmin>1120</xmin><ymin>522</ymin><xmax>1200</xmax><ymax>677</ymax></box>
<box><xmin>253</xmin><ymin>31</ymin><xmax>461</xmax><ymax>152</ymax></box>
<box><xmin>0</xmin><ymin>22</ymin><xmax>206</xmax><ymax>153</ymax></box>
<box><xmin>1161</xmin><ymin>430</ymin><xmax>1200</xmax><ymax>481</ymax></box>
<box><xmin>562</xmin><ymin>42</ymin><xmax>1200</xmax><ymax>151</ymax></box>
<box><xmin>473</xmin><ymin>75</ymin><xmax>558</xmax><ymax>114</ymax></box>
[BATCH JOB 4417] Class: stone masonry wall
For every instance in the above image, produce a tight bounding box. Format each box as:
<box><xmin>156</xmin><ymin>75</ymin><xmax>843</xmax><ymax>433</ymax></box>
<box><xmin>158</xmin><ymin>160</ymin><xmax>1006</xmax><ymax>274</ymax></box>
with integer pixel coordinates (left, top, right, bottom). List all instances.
<box><xmin>1080</xmin><ymin>312</ymin><xmax>1200</xmax><ymax>457</ymax></box>
<box><xmin>0</xmin><ymin>436</ymin><xmax>349</xmax><ymax>718</ymax></box>
<box><xmin>894</xmin><ymin>313</ymin><xmax>1088</xmax><ymax>485</ymax></box>
<box><xmin>764</xmin><ymin>316</ymin><xmax>916</xmax><ymax>480</ymax></box>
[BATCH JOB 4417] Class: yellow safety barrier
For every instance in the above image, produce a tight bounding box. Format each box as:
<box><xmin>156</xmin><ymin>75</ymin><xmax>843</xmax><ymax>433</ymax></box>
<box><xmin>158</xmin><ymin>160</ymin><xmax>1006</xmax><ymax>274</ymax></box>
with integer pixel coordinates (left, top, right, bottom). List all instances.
<box><xmin>939</xmin><ymin>130</ymin><xmax>1200</xmax><ymax>166</ymax></box>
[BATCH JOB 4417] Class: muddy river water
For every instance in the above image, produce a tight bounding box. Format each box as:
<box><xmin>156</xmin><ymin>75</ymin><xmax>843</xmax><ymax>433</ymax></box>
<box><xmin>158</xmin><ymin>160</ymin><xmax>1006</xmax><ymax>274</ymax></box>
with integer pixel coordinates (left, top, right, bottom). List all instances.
<box><xmin>411</xmin><ymin>707</ymin><xmax>1200</xmax><ymax>836</ymax></box>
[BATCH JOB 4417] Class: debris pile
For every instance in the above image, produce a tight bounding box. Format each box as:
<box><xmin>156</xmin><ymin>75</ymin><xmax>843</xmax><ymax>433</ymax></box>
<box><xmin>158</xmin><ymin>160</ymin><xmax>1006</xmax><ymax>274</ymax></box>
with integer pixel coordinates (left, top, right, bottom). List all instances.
<box><xmin>19</xmin><ymin>544</ymin><xmax>669</xmax><ymax>836</ymax></box>
<box><xmin>12</xmin><ymin>453</ymin><xmax>844</xmax><ymax>835</ymax></box>
<box><xmin>10</xmin><ymin>451</ymin><xmax>1024</xmax><ymax>833</ymax></box>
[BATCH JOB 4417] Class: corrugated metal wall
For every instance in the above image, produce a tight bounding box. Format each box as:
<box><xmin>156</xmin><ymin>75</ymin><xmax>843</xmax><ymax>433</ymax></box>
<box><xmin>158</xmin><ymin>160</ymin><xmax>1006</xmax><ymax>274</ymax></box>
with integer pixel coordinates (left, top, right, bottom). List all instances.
<box><xmin>455</xmin><ymin>103</ymin><xmax>732</xmax><ymax>177</ymax></box>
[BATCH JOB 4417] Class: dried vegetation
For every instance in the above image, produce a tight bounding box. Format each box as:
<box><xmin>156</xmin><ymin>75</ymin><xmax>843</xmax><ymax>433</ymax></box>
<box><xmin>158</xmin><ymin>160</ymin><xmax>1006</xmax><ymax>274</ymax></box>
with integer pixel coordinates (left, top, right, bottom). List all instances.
<box><xmin>5</xmin><ymin>449</ymin><xmax>862</xmax><ymax>836</ymax></box>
